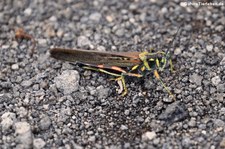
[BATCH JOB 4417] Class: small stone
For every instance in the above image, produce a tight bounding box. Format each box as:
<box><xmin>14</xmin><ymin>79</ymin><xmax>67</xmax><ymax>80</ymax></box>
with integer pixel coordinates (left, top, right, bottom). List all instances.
<box><xmin>115</xmin><ymin>28</ymin><xmax>124</xmax><ymax>37</ymax></box>
<box><xmin>88</xmin><ymin>136</ymin><xmax>96</xmax><ymax>142</ymax></box>
<box><xmin>188</xmin><ymin>118</ymin><xmax>196</xmax><ymax>127</ymax></box>
<box><xmin>49</xmin><ymin>16</ymin><xmax>57</xmax><ymax>22</ymax></box>
<box><xmin>215</xmin><ymin>25</ymin><xmax>224</xmax><ymax>32</ymax></box>
<box><xmin>57</xmin><ymin>29</ymin><xmax>64</xmax><ymax>37</ymax></box>
<box><xmin>120</xmin><ymin>125</ymin><xmax>128</xmax><ymax>130</ymax></box>
<box><xmin>38</xmin><ymin>39</ymin><xmax>47</xmax><ymax>46</ymax></box>
<box><xmin>129</xmin><ymin>4</ymin><xmax>137</xmax><ymax>10</ymax></box>
<box><xmin>211</xmin><ymin>76</ymin><xmax>221</xmax><ymax>85</ymax></box>
<box><xmin>161</xmin><ymin>7</ymin><xmax>168</xmax><ymax>13</ymax></box>
<box><xmin>206</xmin><ymin>20</ymin><xmax>212</xmax><ymax>26</ymax></box>
<box><xmin>46</xmin><ymin>26</ymin><xmax>56</xmax><ymax>37</ymax></box>
<box><xmin>206</xmin><ymin>45</ymin><xmax>213</xmax><ymax>52</ymax></box>
<box><xmin>217</xmin><ymin>84</ymin><xmax>225</xmax><ymax>93</ymax></box>
<box><xmin>189</xmin><ymin>73</ymin><xmax>203</xmax><ymax>86</ymax></box>
<box><xmin>17</xmin><ymin>107</ymin><xmax>28</xmax><ymax>118</ymax></box>
<box><xmin>33</xmin><ymin>84</ymin><xmax>40</xmax><ymax>91</ymax></box>
<box><xmin>162</xmin><ymin>95</ymin><xmax>174</xmax><ymax>103</ymax></box>
<box><xmin>11</xmin><ymin>64</ymin><xmax>19</xmax><ymax>70</ymax></box>
<box><xmin>14</xmin><ymin>122</ymin><xmax>33</xmax><ymax>148</ymax></box>
<box><xmin>106</xmin><ymin>15</ymin><xmax>114</xmax><ymax>22</ymax></box>
<box><xmin>77</xmin><ymin>36</ymin><xmax>91</xmax><ymax>47</ymax></box>
<box><xmin>14</xmin><ymin>122</ymin><xmax>31</xmax><ymax>134</ymax></box>
<box><xmin>1</xmin><ymin>112</ymin><xmax>16</xmax><ymax>132</ymax></box>
<box><xmin>142</xmin><ymin>131</ymin><xmax>157</xmax><ymax>140</ymax></box>
<box><xmin>24</xmin><ymin>8</ymin><xmax>32</xmax><ymax>16</ymax></box>
<box><xmin>72</xmin><ymin>143</ymin><xmax>83</xmax><ymax>149</ymax></box>
<box><xmin>1</xmin><ymin>82</ymin><xmax>11</xmax><ymax>89</ymax></box>
<box><xmin>124</xmin><ymin>109</ymin><xmax>130</xmax><ymax>115</ymax></box>
<box><xmin>33</xmin><ymin>138</ymin><xmax>46</xmax><ymax>149</ymax></box>
<box><xmin>213</xmin><ymin>119</ymin><xmax>225</xmax><ymax>127</ymax></box>
<box><xmin>220</xmin><ymin>108</ymin><xmax>225</xmax><ymax>115</ymax></box>
<box><xmin>89</xmin><ymin>12</ymin><xmax>101</xmax><ymax>22</ymax></box>
<box><xmin>182</xmin><ymin>137</ymin><xmax>191</xmax><ymax>147</ymax></box>
<box><xmin>21</xmin><ymin>80</ymin><xmax>33</xmax><ymax>88</ymax></box>
<box><xmin>97</xmin><ymin>46</ymin><xmax>106</xmax><ymax>52</ymax></box>
<box><xmin>2</xmin><ymin>45</ymin><xmax>10</xmax><ymax>49</ymax></box>
<box><xmin>54</xmin><ymin>70</ymin><xmax>80</xmax><ymax>94</ymax></box>
<box><xmin>174</xmin><ymin>47</ymin><xmax>182</xmax><ymax>55</ymax></box>
<box><xmin>96</xmin><ymin>85</ymin><xmax>109</xmax><ymax>99</ymax></box>
<box><xmin>159</xmin><ymin>101</ymin><xmax>189</xmax><ymax>123</ymax></box>
<box><xmin>216</xmin><ymin>93</ymin><xmax>224</xmax><ymax>102</ymax></box>
<box><xmin>39</xmin><ymin>115</ymin><xmax>51</xmax><ymax>131</ymax></box>
<box><xmin>16</xmin><ymin>76</ymin><xmax>22</xmax><ymax>83</ymax></box>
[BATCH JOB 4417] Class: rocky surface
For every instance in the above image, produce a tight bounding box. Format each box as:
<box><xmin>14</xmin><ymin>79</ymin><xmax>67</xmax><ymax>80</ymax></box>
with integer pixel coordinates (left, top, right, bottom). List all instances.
<box><xmin>0</xmin><ymin>0</ymin><xmax>225</xmax><ymax>148</ymax></box>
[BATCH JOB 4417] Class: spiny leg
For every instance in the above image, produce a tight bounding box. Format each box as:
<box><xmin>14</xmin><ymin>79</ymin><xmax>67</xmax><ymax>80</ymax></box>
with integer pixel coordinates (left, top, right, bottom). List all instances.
<box><xmin>153</xmin><ymin>70</ymin><xmax>175</xmax><ymax>100</ymax></box>
<box><xmin>114</xmin><ymin>75</ymin><xmax>127</xmax><ymax>96</ymax></box>
<box><xmin>169</xmin><ymin>59</ymin><xmax>175</xmax><ymax>72</ymax></box>
<box><xmin>83</xmin><ymin>66</ymin><xmax>128</xmax><ymax>96</ymax></box>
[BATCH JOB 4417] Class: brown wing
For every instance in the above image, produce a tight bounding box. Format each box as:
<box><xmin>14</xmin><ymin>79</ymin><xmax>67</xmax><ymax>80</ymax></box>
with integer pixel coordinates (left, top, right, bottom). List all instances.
<box><xmin>49</xmin><ymin>48</ymin><xmax>141</xmax><ymax>67</ymax></box>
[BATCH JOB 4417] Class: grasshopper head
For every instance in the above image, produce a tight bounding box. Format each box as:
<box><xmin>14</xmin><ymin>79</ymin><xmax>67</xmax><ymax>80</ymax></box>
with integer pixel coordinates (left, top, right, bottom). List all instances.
<box><xmin>139</xmin><ymin>51</ymin><xmax>173</xmax><ymax>72</ymax></box>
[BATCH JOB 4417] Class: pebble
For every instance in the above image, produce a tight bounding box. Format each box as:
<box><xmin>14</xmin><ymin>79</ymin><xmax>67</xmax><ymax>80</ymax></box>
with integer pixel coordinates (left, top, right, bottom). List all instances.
<box><xmin>106</xmin><ymin>15</ymin><xmax>114</xmax><ymax>22</ymax></box>
<box><xmin>124</xmin><ymin>109</ymin><xmax>130</xmax><ymax>115</ymax></box>
<box><xmin>142</xmin><ymin>131</ymin><xmax>157</xmax><ymax>141</ymax></box>
<box><xmin>211</xmin><ymin>76</ymin><xmax>221</xmax><ymax>85</ymax></box>
<box><xmin>89</xmin><ymin>12</ymin><xmax>102</xmax><ymax>22</ymax></box>
<box><xmin>189</xmin><ymin>73</ymin><xmax>203</xmax><ymax>86</ymax></box>
<box><xmin>213</xmin><ymin>119</ymin><xmax>225</xmax><ymax>128</ymax></box>
<box><xmin>33</xmin><ymin>138</ymin><xmax>46</xmax><ymax>149</ymax></box>
<box><xmin>57</xmin><ymin>29</ymin><xmax>64</xmax><ymax>37</ymax></box>
<box><xmin>96</xmin><ymin>85</ymin><xmax>109</xmax><ymax>99</ymax></box>
<box><xmin>24</xmin><ymin>8</ymin><xmax>32</xmax><ymax>16</ymax></box>
<box><xmin>14</xmin><ymin>122</ymin><xmax>33</xmax><ymax>148</ymax></box>
<box><xmin>217</xmin><ymin>84</ymin><xmax>225</xmax><ymax>93</ymax></box>
<box><xmin>49</xmin><ymin>16</ymin><xmax>57</xmax><ymax>22</ymax></box>
<box><xmin>97</xmin><ymin>45</ymin><xmax>106</xmax><ymax>52</ymax></box>
<box><xmin>39</xmin><ymin>115</ymin><xmax>52</xmax><ymax>131</ymax></box>
<box><xmin>206</xmin><ymin>45</ymin><xmax>213</xmax><ymax>52</ymax></box>
<box><xmin>188</xmin><ymin>118</ymin><xmax>196</xmax><ymax>127</ymax></box>
<box><xmin>1</xmin><ymin>112</ymin><xmax>16</xmax><ymax>132</ymax></box>
<box><xmin>11</xmin><ymin>64</ymin><xmax>19</xmax><ymax>70</ymax></box>
<box><xmin>182</xmin><ymin>137</ymin><xmax>191</xmax><ymax>147</ymax></box>
<box><xmin>159</xmin><ymin>101</ymin><xmax>189</xmax><ymax>123</ymax></box>
<box><xmin>54</xmin><ymin>70</ymin><xmax>80</xmax><ymax>94</ymax></box>
<box><xmin>16</xmin><ymin>107</ymin><xmax>28</xmax><ymax>118</ymax></box>
<box><xmin>161</xmin><ymin>7</ymin><xmax>168</xmax><ymax>14</ymax></box>
<box><xmin>115</xmin><ymin>28</ymin><xmax>125</xmax><ymax>37</ymax></box>
<box><xmin>215</xmin><ymin>25</ymin><xmax>224</xmax><ymax>32</ymax></box>
<box><xmin>88</xmin><ymin>136</ymin><xmax>96</xmax><ymax>142</ymax></box>
<box><xmin>21</xmin><ymin>80</ymin><xmax>33</xmax><ymax>88</ymax></box>
<box><xmin>174</xmin><ymin>47</ymin><xmax>182</xmax><ymax>55</ymax></box>
<box><xmin>120</xmin><ymin>125</ymin><xmax>128</xmax><ymax>130</ymax></box>
<box><xmin>38</xmin><ymin>39</ymin><xmax>48</xmax><ymax>46</ymax></box>
<box><xmin>77</xmin><ymin>36</ymin><xmax>91</xmax><ymax>47</ymax></box>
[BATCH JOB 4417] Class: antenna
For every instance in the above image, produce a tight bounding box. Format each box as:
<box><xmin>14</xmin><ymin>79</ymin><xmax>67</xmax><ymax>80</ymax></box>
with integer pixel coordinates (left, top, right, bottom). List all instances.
<box><xmin>165</xmin><ymin>25</ymin><xmax>182</xmax><ymax>59</ymax></box>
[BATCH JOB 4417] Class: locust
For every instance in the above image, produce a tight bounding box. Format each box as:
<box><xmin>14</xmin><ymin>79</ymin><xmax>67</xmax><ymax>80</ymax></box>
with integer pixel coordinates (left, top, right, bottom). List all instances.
<box><xmin>49</xmin><ymin>47</ymin><xmax>175</xmax><ymax>98</ymax></box>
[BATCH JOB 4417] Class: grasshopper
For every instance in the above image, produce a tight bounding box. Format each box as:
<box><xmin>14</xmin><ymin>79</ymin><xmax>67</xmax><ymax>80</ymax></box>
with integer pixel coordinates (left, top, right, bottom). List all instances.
<box><xmin>50</xmin><ymin>47</ymin><xmax>174</xmax><ymax>98</ymax></box>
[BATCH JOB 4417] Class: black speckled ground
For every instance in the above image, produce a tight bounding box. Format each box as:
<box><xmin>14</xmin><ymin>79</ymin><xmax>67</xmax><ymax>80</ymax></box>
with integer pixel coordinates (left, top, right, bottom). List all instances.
<box><xmin>1</xmin><ymin>0</ymin><xmax>225</xmax><ymax>148</ymax></box>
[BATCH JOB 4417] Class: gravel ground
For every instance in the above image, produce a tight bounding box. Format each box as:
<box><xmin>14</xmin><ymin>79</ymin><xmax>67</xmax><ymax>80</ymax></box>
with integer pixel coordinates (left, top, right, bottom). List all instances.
<box><xmin>0</xmin><ymin>0</ymin><xmax>225</xmax><ymax>148</ymax></box>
